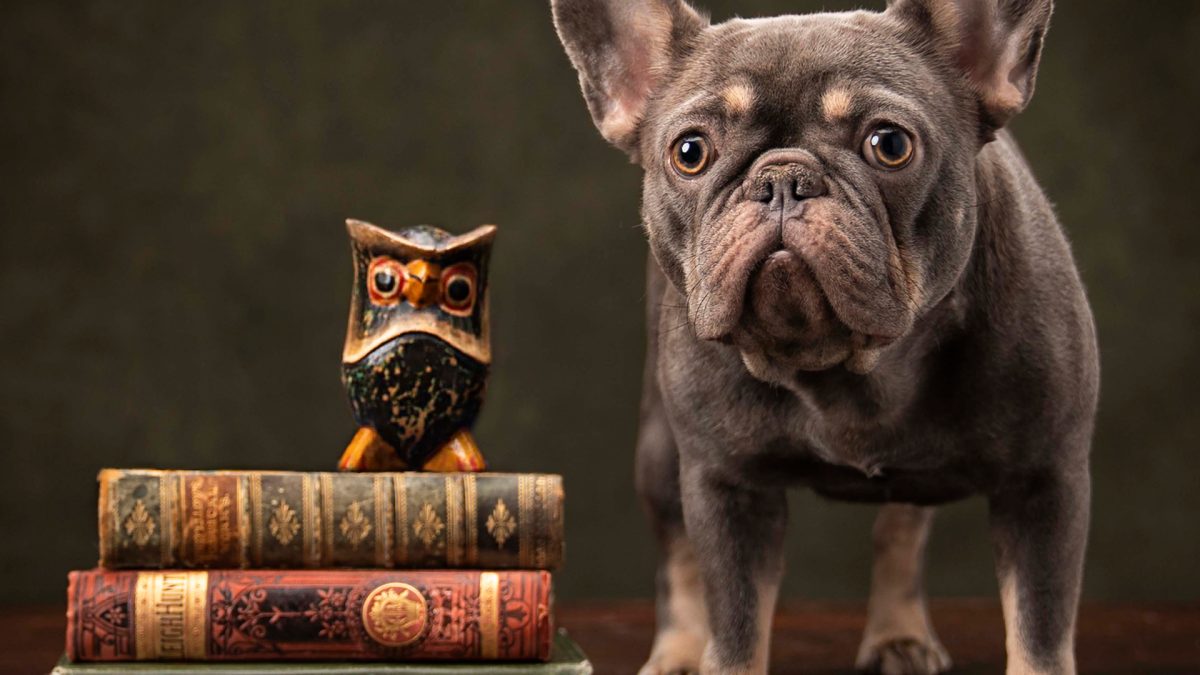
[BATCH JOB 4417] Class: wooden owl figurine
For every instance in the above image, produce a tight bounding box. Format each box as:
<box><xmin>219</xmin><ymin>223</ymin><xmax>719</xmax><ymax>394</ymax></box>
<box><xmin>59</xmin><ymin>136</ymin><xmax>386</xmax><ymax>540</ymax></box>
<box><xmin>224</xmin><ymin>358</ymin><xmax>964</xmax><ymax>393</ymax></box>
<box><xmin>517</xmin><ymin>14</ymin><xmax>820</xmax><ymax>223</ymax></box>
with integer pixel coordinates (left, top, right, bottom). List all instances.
<box><xmin>338</xmin><ymin>219</ymin><xmax>495</xmax><ymax>472</ymax></box>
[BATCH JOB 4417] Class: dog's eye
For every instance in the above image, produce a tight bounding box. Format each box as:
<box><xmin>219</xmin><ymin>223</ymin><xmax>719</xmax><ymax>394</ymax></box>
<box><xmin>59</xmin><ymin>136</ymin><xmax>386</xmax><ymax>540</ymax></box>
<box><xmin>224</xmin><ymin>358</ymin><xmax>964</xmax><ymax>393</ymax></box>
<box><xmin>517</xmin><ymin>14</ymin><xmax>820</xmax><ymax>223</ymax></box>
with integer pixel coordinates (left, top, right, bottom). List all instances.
<box><xmin>864</xmin><ymin>126</ymin><xmax>914</xmax><ymax>170</ymax></box>
<box><xmin>670</xmin><ymin>134</ymin><xmax>713</xmax><ymax>177</ymax></box>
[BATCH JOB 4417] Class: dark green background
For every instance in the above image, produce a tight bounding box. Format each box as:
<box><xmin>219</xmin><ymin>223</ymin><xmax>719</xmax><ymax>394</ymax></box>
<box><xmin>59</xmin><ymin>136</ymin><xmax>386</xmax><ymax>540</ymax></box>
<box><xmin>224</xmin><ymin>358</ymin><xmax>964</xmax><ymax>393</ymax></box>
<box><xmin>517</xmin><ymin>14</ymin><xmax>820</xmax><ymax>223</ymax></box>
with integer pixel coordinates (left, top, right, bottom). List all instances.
<box><xmin>1</xmin><ymin>1</ymin><xmax>1197</xmax><ymax>606</ymax></box>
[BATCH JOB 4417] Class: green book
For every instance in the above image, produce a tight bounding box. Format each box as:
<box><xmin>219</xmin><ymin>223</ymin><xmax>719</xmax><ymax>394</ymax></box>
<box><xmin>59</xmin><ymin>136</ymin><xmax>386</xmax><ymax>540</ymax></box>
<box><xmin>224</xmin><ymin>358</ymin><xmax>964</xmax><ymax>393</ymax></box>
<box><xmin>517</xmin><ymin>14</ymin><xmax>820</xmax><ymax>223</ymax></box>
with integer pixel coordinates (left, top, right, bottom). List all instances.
<box><xmin>51</xmin><ymin>631</ymin><xmax>592</xmax><ymax>675</ymax></box>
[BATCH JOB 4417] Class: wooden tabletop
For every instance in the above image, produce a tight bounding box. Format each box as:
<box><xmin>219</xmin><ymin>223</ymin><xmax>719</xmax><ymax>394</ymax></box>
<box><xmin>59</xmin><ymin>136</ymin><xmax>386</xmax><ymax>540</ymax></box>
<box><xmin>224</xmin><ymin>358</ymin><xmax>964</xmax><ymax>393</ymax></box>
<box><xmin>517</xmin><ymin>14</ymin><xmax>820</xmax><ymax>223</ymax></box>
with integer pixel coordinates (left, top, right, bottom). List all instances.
<box><xmin>5</xmin><ymin>600</ymin><xmax>1198</xmax><ymax>674</ymax></box>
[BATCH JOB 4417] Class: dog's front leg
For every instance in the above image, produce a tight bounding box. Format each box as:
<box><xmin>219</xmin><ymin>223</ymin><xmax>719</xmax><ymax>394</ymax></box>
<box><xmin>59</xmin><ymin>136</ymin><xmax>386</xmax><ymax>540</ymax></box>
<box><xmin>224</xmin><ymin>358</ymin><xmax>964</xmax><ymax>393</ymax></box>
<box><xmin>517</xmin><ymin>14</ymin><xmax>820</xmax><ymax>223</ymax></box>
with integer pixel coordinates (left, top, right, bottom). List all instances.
<box><xmin>857</xmin><ymin>504</ymin><xmax>951</xmax><ymax>674</ymax></box>
<box><xmin>678</xmin><ymin>457</ymin><xmax>786</xmax><ymax>675</ymax></box>
<box><xmin>988</xmin><ymin>466</ymin><xmax>1090</xmax><ymax>675</ymax></box>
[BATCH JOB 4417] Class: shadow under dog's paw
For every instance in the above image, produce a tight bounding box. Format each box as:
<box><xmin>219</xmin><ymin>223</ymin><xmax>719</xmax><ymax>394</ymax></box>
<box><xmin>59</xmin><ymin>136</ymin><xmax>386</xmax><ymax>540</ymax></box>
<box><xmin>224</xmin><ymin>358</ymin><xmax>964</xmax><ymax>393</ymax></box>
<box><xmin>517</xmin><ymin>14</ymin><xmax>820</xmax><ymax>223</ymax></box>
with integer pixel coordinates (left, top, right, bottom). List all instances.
<box><xmin>856</xmin><ymin>637</ymin><xmax>952</xmax><ymax>675</ymax></box>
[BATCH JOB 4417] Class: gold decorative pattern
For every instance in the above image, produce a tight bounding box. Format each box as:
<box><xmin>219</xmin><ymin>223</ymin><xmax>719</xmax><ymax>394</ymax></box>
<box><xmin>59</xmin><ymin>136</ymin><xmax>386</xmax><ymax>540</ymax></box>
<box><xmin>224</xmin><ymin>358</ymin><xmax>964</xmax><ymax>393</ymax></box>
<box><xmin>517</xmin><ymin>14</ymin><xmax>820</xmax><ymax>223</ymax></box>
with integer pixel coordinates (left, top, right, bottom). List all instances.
<box><xmin>486</xmin><ymin>499</ymin><xmax>517</xmax><ymax>548</ymax></box>
<box><xmin>167</xmin><ymin>474</ymin><xmax>182</xmax><ymax>566</ymax></box>
<box><xmin>124</xmin><ymin>499</ymin><xmax>156</xmax><ymax>547</ymax></box>
<box><xmin>518</xmin><ymin>475</ymin><xmax>534</xmax><ymax>567</ymax></box>
<box><xmin>362</xmin><ymin>582</ymin><xmax>427</xmax><ymax>647</ymax></box>
<box><xmin>236</xmin><ymin>476</ymin><xmax>251</xmax><ymax>567</ymax></box>
<box><xmin>412</xmin><ymin>503</ymin><xmax>444</xmax><ymax>549</ymax></box>
<box><xmin>394</xmin><ymin>475</ymin><xmax>409</xmax><ymax>565</ymax></box>
<box><xmin>320</xmin><ymin>474</ymin><xmax>334</xmax><ymax>565</ymax></box>
<box><xmin>478</xmin><ymin>572</ymin><xmax>500</xmax><ymax>658</ymax></box>
<box><xmin>374</xmin><ymin>476</ymin><xmax>391</xmax><ymax>567</ymax></box>
<box><xmin>339</xmin><ymin>501</ymin><xmax>372</xmax><ymax>548</ymax></box>
<box><xmin>302</xmin><ymin>474</ymin><xmax>317</xmax><ymax>567</ymax></box>
<box><xmin>269</xmin><ymin>499</ymin><xmax>300</xmax><ymax>546</ymax></box>
<box><xmin>464</xmin><ymin>474</ymin><xmax>478</xmax><ymax>566</ymax></box>
<box><xmin>250</xmin><ymin>474</ymin><xmax>264</xmax><ymax>565</ymax></box>
<box><xmin>445</xmin><ymin>476</ymin><xmax>462</xmax><ymax>566</ymax></box>
<box><xmin>534</xmin><ymin>476</ymin><xmax>546</xmax><ymax>568</ymax></box>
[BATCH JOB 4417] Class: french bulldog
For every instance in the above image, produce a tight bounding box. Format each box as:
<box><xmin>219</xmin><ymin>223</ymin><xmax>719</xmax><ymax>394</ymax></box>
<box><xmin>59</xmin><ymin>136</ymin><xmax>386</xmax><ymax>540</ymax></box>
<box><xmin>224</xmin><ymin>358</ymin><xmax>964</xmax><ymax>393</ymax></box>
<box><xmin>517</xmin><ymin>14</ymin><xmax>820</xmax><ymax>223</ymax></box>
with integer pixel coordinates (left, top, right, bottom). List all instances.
<box><xmin>552</xmin><ymin>0</ymin><xmax>1098</xmax><ymax>673</ymax></box>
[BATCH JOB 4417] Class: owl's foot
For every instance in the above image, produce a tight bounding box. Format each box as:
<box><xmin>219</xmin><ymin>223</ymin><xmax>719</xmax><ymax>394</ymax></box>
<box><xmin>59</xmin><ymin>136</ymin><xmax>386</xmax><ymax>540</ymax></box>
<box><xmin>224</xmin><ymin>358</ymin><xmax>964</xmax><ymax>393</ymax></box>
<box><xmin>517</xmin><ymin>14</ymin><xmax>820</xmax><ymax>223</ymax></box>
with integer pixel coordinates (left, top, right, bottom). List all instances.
<box><xmin>422</xmin><ymin>429</ymin><xmax>487</xmax><ymax>472</ymax></box>
<box><xmin>339</xmin><ymin>427</ymin><xmax>408</xmax><ymax>471</ymax></box>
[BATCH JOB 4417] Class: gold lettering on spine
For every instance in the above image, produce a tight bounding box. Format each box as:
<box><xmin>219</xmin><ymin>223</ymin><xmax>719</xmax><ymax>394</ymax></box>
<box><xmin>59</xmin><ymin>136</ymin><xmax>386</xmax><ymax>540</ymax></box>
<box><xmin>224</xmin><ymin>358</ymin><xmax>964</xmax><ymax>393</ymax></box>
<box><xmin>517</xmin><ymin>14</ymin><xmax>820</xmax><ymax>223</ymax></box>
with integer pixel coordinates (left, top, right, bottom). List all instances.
<box><xmin>445</xmin><ymin>475</ymin><xmax>462</xmax><ymax>566</ymax></box>
<box><xmin>518</xmin><ymin>475</ymin><xmax>534</xmax><ymax>568</ymax></box>
<box><xmin>394</xmin><ymin>475</ymin><xmax>409</xmax><ymax>565</ymax></box>
<box><xmin>187</xmin><ymin>477</ymin><xmax>235</xmax><ymax>564</ymax></box>
<box><xmin>134</xmin><ymin>571</ymin><xmax>209</xmax><ymax>659</ymax></box>
<box><xmin>321</xmin><ymin>473</ymin><xmax>334</xmax><ymax>565</ymax></box>
<box><xmin>464</xmin><ymin>474</ymin><xmax>478</xmax><ymax>566</ymax></box>
<box><xmin>478</xmin><ymin>572</ymin><xmax>500</xmax><ymax>659</ymax></box>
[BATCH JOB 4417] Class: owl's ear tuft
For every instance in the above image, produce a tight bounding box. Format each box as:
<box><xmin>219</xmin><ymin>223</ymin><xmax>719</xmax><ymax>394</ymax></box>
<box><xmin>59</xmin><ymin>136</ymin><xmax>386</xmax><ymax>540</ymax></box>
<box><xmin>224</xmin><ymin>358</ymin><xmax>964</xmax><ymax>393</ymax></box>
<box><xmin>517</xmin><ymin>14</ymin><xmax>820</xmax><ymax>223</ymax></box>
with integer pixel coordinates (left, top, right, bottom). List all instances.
<box><xmin>552</xmin><ymin>0</ymin><xmax>708</xmax><ymax>160</ymax></box>
<box><xmin>345</xmin><ymin>218</ymin><xmax>385</xmax><ymax>245</ymax></box>
<box><xmin>888</xmin><ymin>0</ymin><xmax>1052</xmax><ymax>134</ymax></box>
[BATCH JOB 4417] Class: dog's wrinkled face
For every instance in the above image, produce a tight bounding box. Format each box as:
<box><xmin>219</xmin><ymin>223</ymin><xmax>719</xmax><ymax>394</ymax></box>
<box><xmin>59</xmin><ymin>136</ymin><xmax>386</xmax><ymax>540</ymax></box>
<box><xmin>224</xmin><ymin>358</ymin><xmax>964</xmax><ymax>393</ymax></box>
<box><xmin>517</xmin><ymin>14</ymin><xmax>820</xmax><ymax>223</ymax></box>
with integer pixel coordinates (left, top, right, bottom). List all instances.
<box><xmin>642</xmin><ymin>14</ymin><xmax>980</xmax><ymax>378</ymax></box>
<box><xmin>554</xmin><ymin>0</ymin><xmax>1051</xmax><ymax>381</ymax></box>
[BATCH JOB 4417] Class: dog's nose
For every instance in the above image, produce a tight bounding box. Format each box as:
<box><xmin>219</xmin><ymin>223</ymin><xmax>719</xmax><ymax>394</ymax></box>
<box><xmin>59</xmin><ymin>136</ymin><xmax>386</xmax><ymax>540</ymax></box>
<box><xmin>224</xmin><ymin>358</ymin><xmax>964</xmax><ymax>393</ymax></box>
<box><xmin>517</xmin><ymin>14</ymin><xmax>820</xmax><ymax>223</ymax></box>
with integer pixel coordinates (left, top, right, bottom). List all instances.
<box><xmin>748</xmin><ymin>150</ymin><xmax>828</xmax><ymax>208</ymax></box>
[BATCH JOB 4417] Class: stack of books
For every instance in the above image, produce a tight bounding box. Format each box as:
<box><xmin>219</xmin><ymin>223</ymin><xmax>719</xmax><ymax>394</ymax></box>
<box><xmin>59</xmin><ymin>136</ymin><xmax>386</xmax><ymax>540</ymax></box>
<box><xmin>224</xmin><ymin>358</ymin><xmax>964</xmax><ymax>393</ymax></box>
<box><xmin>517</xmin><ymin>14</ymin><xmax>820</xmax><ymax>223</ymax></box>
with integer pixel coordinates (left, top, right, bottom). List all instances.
<box><xmin>54</xmin><ymin>469</ymin><xmax>590</xmax><ymax>674</ymax></box>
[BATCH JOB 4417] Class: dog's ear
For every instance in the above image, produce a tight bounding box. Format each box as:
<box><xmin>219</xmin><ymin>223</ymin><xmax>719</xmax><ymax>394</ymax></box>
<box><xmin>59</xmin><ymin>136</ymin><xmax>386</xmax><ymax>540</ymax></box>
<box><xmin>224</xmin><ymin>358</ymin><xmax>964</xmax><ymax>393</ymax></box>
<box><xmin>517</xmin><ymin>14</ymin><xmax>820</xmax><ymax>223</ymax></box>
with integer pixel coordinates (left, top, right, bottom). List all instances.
<box><xmin>888</xmin><ymin>0</ymin><xmax>1053</xmax><ymax>133</ymax></box>
<box><xmin>552</xmin><ymin>0</ymin><xmax>708</xmax><ymax>159</ymax></box>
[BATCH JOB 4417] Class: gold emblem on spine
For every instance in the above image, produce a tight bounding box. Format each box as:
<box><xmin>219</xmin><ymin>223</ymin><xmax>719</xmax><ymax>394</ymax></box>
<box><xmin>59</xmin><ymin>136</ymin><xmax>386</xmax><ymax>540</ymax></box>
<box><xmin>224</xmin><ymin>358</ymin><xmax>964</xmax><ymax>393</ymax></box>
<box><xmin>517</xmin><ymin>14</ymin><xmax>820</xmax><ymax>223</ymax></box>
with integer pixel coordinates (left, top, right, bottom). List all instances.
<box><xmin>269</xmin><ymin>499</ymin><xmax>301</xmax><ymax>545</ymax></box>
<box><xmin>125</xmin><ymin>499</ymin><xmax>157</xmax><ymax>547</ymax></box>
<box><xmin>412</xmin><ymin>503</ymin><xmax>444</xmax><ymax>549</ymax></box>
<box><xmin>486</xmin><ymin>499</ymin><xmax>517</xmax><ymax>548</ymax></box>
<box><xmin>362</xmin><ymin>582</ymin><xmax>427</xmax><ymax>647</ymax></box>
<box><xmin>478</xmin><ymin>572</ymin><xmax>500</xmax><ymax>659</ymax></box>
<box><xmin>339</xmin><ymin>500</ymin><xmax>373</xmax><ymax>548</ymax></box>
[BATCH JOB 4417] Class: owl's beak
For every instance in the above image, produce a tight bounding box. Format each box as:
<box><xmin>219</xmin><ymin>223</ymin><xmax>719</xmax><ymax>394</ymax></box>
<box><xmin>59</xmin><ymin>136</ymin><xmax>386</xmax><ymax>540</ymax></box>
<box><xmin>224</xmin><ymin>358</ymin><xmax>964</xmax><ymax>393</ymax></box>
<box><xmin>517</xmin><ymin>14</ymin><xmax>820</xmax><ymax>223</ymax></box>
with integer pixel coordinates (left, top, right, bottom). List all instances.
<box><xmin>403</xmin><ymin>259</ymin><xmax>441</xmax><ymax>307</ymax></box>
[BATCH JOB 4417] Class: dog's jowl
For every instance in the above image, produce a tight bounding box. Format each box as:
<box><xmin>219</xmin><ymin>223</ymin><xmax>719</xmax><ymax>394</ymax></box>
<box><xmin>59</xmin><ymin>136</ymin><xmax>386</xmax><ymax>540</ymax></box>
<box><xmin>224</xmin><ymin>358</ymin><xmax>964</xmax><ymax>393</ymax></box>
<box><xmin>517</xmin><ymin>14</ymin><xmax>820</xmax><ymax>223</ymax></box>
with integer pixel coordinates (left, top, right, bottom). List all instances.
<box><xmin>552</xmin><ymin>0</ymin><xmax>1097</xmax><ymax>673</ymax></box>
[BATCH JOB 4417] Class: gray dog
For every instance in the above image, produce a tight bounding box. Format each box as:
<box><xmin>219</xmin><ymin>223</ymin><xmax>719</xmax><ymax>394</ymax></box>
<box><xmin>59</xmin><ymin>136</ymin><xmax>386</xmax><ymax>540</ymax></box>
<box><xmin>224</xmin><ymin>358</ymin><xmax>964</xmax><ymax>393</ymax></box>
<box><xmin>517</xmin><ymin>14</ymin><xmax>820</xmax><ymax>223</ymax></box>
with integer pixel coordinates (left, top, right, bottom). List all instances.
<box><xmin>552</xmin><ymin>0</ymin><xmax>1097</xmax><ymax>673</ymax></box>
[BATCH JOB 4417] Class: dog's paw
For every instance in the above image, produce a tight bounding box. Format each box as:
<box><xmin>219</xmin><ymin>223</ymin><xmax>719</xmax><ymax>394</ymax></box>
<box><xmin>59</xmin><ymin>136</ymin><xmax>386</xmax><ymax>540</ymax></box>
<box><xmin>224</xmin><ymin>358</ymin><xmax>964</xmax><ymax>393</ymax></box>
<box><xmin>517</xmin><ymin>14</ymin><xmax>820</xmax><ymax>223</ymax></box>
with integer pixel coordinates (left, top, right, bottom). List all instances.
<box><xmin>637</xmin><ymin>656</ymin><xmax>699</xmax><ymax>675</ymax></box>
<box><xmin>638</xmin><ymin>628</ymin><xmax>706</xmax><ymax>675</ymax></box>
<box><xmin>855</xmin><ymin>637</ymin><xmax>952</xmax><ymax>675</ymax></box>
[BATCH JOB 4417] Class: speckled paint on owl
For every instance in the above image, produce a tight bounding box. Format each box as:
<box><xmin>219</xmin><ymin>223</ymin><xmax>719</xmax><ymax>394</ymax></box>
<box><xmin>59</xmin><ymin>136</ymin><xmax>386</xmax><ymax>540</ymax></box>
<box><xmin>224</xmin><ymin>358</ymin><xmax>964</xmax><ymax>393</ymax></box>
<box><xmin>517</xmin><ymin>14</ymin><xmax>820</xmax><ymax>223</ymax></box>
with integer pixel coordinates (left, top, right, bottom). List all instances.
<box><xmin>340</xmin><ymin>219</ymin><xmax>495</xmax><ymax>469</ymax></box>
<box><xmin>342</xmin><ymin>333</ymin><xmax>487</xmax><ymax>466</ymax></box>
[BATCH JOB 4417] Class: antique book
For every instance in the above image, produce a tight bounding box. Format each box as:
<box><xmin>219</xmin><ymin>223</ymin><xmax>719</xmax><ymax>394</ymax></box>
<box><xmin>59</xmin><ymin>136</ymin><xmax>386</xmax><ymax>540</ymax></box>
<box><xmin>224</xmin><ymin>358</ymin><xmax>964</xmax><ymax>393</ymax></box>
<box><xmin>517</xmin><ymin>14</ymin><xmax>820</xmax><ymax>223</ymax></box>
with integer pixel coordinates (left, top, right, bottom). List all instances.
<box><xmin>52</xmin><ymin>630</ymin><xmax>591</xmax><ymax>674</ymax></box>
<box><xmin>98</xmin><ymin>469</ymin><xmax>563</xmax><ymax>570</ymax></box>
<box><xmin>66</xmin><ymin>569</ymin><xmax>553</xmax><ymax>662</ymax></box>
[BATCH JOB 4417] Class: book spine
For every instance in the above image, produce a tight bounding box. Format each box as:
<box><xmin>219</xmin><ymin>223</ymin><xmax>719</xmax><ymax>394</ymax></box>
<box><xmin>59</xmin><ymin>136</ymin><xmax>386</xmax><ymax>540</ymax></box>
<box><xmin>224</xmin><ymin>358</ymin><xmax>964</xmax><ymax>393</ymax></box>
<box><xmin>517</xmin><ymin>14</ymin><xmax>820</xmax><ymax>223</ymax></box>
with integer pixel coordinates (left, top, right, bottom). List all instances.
<box><xmin>66</xmin><ymin>569</ymin><xmax>553</xmax><ymax>662</ymax></box>
<box><xmin>98</xmin><ymin>470</ymin><xmax>564</xmax><ymax>570</ymax></box>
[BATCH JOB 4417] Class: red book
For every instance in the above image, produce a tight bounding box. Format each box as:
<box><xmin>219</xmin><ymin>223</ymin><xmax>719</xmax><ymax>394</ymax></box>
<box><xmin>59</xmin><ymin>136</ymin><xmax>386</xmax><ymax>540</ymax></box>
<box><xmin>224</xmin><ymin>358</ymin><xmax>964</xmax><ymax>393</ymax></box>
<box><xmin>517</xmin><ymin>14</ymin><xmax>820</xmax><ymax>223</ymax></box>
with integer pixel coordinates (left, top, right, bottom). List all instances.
<box><xmin>66</xmin><ymin>569</ymin><xmax>552</xmax><ymax>662</ymax></box>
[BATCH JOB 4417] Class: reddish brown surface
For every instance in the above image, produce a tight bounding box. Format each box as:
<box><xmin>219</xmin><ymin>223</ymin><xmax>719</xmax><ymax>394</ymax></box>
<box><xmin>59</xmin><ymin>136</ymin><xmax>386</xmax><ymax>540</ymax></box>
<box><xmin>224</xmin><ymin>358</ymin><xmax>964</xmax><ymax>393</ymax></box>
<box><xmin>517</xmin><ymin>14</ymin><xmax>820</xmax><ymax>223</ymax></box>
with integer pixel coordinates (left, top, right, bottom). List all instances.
<box><xmin>555</xmin><ymin>601</ymin><xmax>1200</xmax><ymax>675</ymax></box>
<box><xmin>4</xmin><ymin>600</ymin><xmax>1198</xmax><ymax>674</ymax></box>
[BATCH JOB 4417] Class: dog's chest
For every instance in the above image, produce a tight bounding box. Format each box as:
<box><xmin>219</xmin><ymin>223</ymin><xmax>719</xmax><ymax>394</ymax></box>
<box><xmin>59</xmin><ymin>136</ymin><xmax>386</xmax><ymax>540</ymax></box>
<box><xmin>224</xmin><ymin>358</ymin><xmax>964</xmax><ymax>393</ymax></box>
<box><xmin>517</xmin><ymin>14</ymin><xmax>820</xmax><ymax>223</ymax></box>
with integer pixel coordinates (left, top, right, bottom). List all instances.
<box><xmin>704</xmin><ymin>372</ymin><xmax>985</xmax><ymax>503</ymax></box>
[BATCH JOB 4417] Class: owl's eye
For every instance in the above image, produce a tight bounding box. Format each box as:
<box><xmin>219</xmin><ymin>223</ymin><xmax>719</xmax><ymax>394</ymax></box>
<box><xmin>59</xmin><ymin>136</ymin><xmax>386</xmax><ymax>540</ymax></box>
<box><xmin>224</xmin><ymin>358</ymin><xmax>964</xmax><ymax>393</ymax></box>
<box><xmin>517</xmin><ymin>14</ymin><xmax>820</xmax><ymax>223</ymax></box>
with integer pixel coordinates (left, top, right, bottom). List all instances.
<box><xmin>863</xmin><ymin>126</ymin><xmax>915</xmax><ymax>170</ymax></box>
<box><xmin>439</xmin><ymin>263</ymin><xmax>477</xmax><ymax>316</ymax></box>
<box><xmin>367</xmin><ymin>257</ymin><xmax>405</xmax><ymax>305</ymax></box>
<box><xmin>670</xmin><ymin>133</ymin><xmax>713</xmax><ymax>177</ymax></box>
